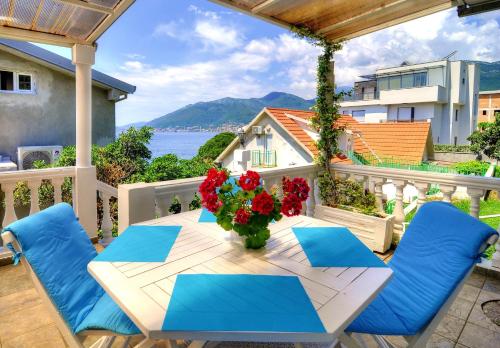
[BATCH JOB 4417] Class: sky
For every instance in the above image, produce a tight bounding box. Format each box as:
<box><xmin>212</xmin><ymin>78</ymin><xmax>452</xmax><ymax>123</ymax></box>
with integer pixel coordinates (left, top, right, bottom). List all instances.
<box><xmin>38</xmin><ymin>1</ymin><xmax>500</xmax><ymax>126</ymax></box>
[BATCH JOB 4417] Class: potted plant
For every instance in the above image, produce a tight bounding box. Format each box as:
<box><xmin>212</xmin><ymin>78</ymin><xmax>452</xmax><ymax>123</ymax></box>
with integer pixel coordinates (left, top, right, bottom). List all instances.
<box><xmin>315</xmin><ymin>175</ymin><xmax>394</xmax><ymax>253</ymax></box>
<box><xmin>199</xmin><ymin>168</ymin><xmax>309</xmax><ymax>249</ymax></box>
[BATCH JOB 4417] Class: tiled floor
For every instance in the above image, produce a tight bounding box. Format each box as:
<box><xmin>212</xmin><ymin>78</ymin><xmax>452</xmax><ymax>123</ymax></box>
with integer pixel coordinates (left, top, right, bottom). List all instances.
<box><xmin>0</xmin><ymin>255</ymin><xmax>499</xmax><ymax>348</ymax></box>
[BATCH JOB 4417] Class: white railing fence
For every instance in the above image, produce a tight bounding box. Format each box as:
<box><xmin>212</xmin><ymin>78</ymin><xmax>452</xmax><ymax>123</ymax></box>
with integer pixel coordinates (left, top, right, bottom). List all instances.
<box><xmin>0</xmin><ymin>167</ymin><xmax>117</xmax><ymax>258</ymax></box>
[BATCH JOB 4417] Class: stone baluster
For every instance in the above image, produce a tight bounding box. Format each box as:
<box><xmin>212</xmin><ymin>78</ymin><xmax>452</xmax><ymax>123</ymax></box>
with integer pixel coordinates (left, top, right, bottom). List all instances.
<box><xmin>306</xmin><ymin>174</ymin><xmax>316</xmax><ymax>217</ymax></box>
<box><xmin>178</xmin><ymin>193</ymin><xmax>192</xmax><ymax>213</ymax></box>
<box><xmin>2</xmin><ymin>183</ymin><xmax>17</xmax><ymax>226</ymax></box>
<box><xmin>156</xmin><ymin>196</ymin><xmax>173</xmax><ymax>217</ymax></box>
<box><xmin>414</xmin><ymin>182</ymin><xmax>429</xmax><ymax>211</ymax></box>
<box><xmin>52</xmin><ymin>177</ymin><xmax>65</xmax><ymax>204</ymax></box>
<box><xmin>392</xmin><ymin>179</ymin><xmax>407</xmax><ymax>238</ymax></box>
<box><xmin>369</xmin><ymin>177</ymin><xmax>385</xmax><ymax>211</ymax></box>
<box><xmin>28</xmin><ymin>180</ymin><xmax>42</xmax><ymax>215</ymax></box>
<box><xmin>440</xmin><ymin>184</ymin><xmax>455</xmax><ymax>203</ymax></box>
<box><xmin>313</xmin><ymin>178</ymin><xmax>321</xmax><ymax>206</ymax></box>
<box><xmin>99</xmin><ymin>191</ymin><xmax>114</xmax><ymax>246</ymax></box>
<box><xmin>353</xmin><ymin>175</ymin><xmax>367</xmax><ymax>191</ymax></box>
<box><xmin>492</xmin><ymin>228</ymin><xmax>500</xmax><ymax>270</ymax></box>
<box><xmin>467</xmin><ymin>188</ymin><xmax>484</xmax><ymax>218</ymax></box>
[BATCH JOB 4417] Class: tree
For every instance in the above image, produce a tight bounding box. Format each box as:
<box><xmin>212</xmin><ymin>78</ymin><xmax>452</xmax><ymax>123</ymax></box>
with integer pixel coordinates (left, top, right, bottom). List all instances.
<box><xmin>196</xmin><ymin>132</ymin><xmax>236</xmax><ymax>161</ymax></box>
<box><xmin>468</xmin><ymin>112</ymin><xmax>500</xmax><ymax>161</ymax></box>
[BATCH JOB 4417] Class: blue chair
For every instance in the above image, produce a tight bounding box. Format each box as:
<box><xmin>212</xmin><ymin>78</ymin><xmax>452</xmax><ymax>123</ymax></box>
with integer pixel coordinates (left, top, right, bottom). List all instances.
<box><xmin>343</xmin><ymin>201</ymin><xmax>498</xmax><ymax>348</ymax></box>
<box><xmin>1</xmin><ymin>203</ymin><xmax>148</xmax><ymax>348</ymax></box>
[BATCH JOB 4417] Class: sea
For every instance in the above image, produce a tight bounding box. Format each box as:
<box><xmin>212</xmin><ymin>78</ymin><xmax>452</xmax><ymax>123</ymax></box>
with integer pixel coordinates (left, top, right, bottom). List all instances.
<box><xmin>140</xmin><ymin>131</ymin><xmax>219</xmax><ymax>159</ymax></box>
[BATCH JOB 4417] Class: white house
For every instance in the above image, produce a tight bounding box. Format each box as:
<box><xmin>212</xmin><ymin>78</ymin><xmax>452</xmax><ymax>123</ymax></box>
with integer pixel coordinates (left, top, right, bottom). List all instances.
<box><xmin>217</xmin><ymin>107</ymin><xmax>433</xmax><ymax>172</ymax></box>
<box><xmin>339</xmin><ymin>60</ymin><xmax>480</xmax><ymax>145</ymax></box>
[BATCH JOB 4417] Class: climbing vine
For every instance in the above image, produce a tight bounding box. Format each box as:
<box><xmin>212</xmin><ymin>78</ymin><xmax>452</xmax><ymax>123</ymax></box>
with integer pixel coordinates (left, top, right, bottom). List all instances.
<box><xmin>291</xmin><ymin>26</ymin><xmax>345</xmax><ymax>177</ymax></box>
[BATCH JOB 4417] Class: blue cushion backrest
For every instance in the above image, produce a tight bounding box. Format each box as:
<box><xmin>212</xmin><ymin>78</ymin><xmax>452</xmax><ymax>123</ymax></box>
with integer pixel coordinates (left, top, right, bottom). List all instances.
<box><xmin>384</xmin><ymin>201</ymin><xmax>497</xmax><ymax>333</ymax></box>
<box><xmin>3</xmin><ymin>203</ymin><xmax>103</xmax><ymax>333</ymax></box>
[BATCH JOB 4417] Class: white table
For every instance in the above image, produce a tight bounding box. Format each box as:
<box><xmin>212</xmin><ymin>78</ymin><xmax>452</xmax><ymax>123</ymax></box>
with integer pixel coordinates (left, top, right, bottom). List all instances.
<box><xmin>88</xmin><ymin>210</ymin><xmax>392</xmax><ymax>346</ymax></box>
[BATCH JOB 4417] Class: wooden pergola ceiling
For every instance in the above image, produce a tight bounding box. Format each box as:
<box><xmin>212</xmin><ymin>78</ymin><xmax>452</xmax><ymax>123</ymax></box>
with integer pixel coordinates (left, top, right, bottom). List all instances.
<box><xmin>210</xmin><ymin>0</ymin><xmax>456</xmax><ymax>41</ymax></box>
<box><xmin>0</xmin><ymin>0</ymin><xmax>135</xmax><ymax>47</ymax></box>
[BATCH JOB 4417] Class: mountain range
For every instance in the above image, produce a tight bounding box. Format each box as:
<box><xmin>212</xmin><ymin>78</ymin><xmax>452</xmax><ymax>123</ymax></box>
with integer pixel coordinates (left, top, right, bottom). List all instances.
<box><xmin>146</xmin><ymin>92</ymin><xmax>316</xmax><ymax>129</ymax></box>
<box><xmin>119</xmin><ymin>61</ymin><xmax>500</xmax><ymax>130</ymax></box>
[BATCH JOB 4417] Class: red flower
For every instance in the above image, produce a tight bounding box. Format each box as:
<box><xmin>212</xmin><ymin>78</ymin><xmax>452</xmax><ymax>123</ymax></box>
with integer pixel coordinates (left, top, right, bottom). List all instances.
<box><xmin>280</xmin><ymin>194</ymin><xmax>303</xmax><ymax>217</ymax></box>
<box><xmin>199</xmin><ymin>179</ymin><xmax>216</xmax><ymax>199</ymax></box>
<box><xmin>234</xmin><ymin>208</ymin><xmax>251</xmax><ymax>225</ymax></box>
<box><xmin>252</xmin><ymin>191</ymin><xmax>275</xmax><ymax>216</ymax></box>
<box><xmin>200</xmin><ymin>168</ymin><xmax>228</xmax><ymax>199</ymax></box>
<box><xmin>202</xmin><ymin>192</ymin><xmax>221</xmax><ymax>213</ymax></box>
<box><xmin>239</xmin><ymin>170</ymin><xmax>260</xmax><ymax>191</ymax></box>
<box><xmin>282</xmin><ymin>177</ymin><xmax>310</xmax><ymax>201</ymax></box>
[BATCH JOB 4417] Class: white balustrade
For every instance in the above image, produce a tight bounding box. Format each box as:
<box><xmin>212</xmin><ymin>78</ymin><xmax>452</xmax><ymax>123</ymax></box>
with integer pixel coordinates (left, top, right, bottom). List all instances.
<box><xmin>96</xmin><ymin>180</ymin><xmax>118</xmax><ymax>246</ymax></box>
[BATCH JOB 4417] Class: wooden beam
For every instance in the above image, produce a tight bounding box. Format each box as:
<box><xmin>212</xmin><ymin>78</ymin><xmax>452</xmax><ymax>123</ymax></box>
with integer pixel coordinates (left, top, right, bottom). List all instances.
<box><xmin>31</xmin><ymin>0</ymin><xmax>45</xmax><ymax>29</ymax></box>
<box><xmin>85</xmin><ymin>0</ymin><xmax>135</xmax><ymax>43</ymax></box>
<box><xmin>54</xmin><ymin>0</ymin><xmax>114</xmax><ymax>15</ymax></box>
<box><xmin>325</xmin><ymin>1</ymin><xmax>454</xmax><ymax>41</ymax></box>
<box><xmin>0</xmin><ymin>25</ymin><xmax>82</xmax><ymax>47</ymax></box>
<box><xmin>251</xmin><ymin>0</ymin><xmax>282</xmax><ymax>13</ymax></box>
<box><xmin>209</xmin><ymin>0</ymin><xmax>290</xmax><ymax>30</ymax></box>
<box><xmin>317</xmin><ymin>0</ymin><xmax>407</xmax><ymax>35</ymax></box>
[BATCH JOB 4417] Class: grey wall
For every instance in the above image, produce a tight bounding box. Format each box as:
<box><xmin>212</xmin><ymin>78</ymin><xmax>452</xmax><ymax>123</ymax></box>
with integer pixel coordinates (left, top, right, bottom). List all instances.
<box><xmin>0</xmin><ymin>50</ymin><xmax>116</xmax><ymax>163</ymax></box>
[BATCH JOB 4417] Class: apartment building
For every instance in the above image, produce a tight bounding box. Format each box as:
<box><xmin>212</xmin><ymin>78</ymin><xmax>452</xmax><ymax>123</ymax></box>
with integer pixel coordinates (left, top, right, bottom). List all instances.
<box><xmin>339</xmin><ymin>60</ymin><xmax>480</xmax><ymax>145</ymax></box>
<box><xmin>478</xmin><ymin>90</ymin><xmax>500</xmax><ymax>123</ymax></box>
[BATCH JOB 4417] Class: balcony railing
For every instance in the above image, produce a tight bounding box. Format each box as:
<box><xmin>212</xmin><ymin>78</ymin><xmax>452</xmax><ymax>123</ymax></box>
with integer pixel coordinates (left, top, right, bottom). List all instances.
<box><xmin>251</xmin><ymin>150</ymin><xmax>277</xmax><ymax>168</ymax></box>
<box><xmin>342</xmin><ymin>92</ymin><xmax>378</xmax><ymax>101</ymax></box>
<box><xmin>117</xmin><ymin>163</ymin><xmax>500</xmax><ymax>268</ymax></box>
<box><xmin>0</xmin><ymin>167</ymin><xmax>117</xmax><ymax>259</ymax></box>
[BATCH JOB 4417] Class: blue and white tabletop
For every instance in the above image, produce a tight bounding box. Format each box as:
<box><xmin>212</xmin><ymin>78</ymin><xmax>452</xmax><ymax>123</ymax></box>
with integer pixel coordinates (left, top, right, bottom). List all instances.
<box><xmin>88</xmin><ymin>209</ymin><xmax>392</xmax><ymax>344</ymax></box>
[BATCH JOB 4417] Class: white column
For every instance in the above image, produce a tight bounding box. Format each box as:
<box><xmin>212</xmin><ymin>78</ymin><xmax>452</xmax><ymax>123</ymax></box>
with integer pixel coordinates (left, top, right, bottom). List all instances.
<box><xmin>72</xmin><ymin>44</ymin><xmax>97</xmax><ymax>238</ymax></box>
<box><xmin>440</xmin><ymin>185</ymin><xmax>456</xmax><ymax>203</ymax></box>
<box><xmin>467</xmin><ymin>188</ymin><xmax>484</xmax><ymax>218</ymax></box>
<box><xmin>370</xmin><ymin>177</ymin><xmax>385</xmax><ymax>212</ymax></box>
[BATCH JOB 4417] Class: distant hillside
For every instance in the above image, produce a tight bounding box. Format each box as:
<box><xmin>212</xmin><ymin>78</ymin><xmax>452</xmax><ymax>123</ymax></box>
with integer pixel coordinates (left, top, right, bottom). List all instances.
<box><xmin>478</xmin><ymin>61</ymin><xmax>500</xmax><ymax>91</ymax></box>
<box><xmin>146</xmin><ymin>92</ymin><xmax>315</xmax><ymax>129</ymax></box>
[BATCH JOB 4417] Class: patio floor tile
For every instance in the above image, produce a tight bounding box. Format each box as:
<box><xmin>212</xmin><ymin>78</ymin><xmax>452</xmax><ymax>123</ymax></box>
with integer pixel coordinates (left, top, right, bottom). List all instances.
<box><xmin>0</xmin><ymin>288</ymin><xmax>41</xmax><ymax>316</ymax></box>
<box><xmin>1</xmin><ymin>324</ymin><xmax>66</xmax><ymax>348</ymax></box>
<box><xmin>0</xmin><ymin>265</ymin><xmax>32</xmax><ymax>297</ymax></box>
<box><xmin>435</xmin><ymin>315</ymin><xmax>466</xmax><ymax>341</ymax></box>
<box><xmin>426</xmin><ymin>334</ymin><xmax>456</xmax><ymax>348</ymax></box>
<box><xmin>0</xmin><ymin>304</ymin><xmax>54</xmax><ymax>342</ymax></box>
<box><xmin>467</xmin><ymin>303</ymin><xmax>500</xmax><ymax>333</ymax></box>
<box><xmin>483</xmin><ymin>277</ymin><xmax>500</xmax><ymax>294</ymax></box>
<box><xmin>458</xmin><ymin>322</ymin><xmax>500</xmax><ymax>348</ymax></box>
<box><xmin>447</xmin><ymin>298</ymin><xmax>475</xmax><ymax>320</ymax></box>
<box><xmin>457</xmin><ymin>284</ymin><xmax>481</xmax><ymax>303</ymax></box>
<box><xmin>465</xmin><ymin>273</ymin><xmax>486</xmax><ymax>289</ymax></box>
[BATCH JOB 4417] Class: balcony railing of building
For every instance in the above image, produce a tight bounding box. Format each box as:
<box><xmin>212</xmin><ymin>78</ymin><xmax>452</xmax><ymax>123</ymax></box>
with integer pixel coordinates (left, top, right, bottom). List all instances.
<box><xmin>0</xmin><ymin>167</ymin><xmax>117</xmax><ymax>259</ymax></box>
<box><xmin>251</xmin><ymin>150</ymin><xmax>277</xmax><ymax>168</ymax></box>
<box><xmin>342</xmin><ymin>92</ymin><xmax>379</xmax><ymax>101</ymax></box>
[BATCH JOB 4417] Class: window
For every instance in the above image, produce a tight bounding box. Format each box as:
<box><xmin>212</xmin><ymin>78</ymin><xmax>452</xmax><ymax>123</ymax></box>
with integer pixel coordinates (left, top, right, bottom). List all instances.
<box><xmin>482</xmin><ymin>110</ymin><xmax>487</xmax><ymax>115</ymax></box>
<box><xmin>398</xmin><ymin>107</ymin><xmax>415</xmax><ymax>121</ymax></box>
<box><xmin>462</xmin><ymin>78</ymin><xmax>465</xmax><ymax>85</ymax></box>
<box><xmin>455</xmin><ymin>110</ymin><xmax>458</xmax><ymax>122</ymax></box>
<box><xmin>401</xmin><ymin>74</ymin><xmax>413</xmax><ymax>88</ymax></box>
<box><xmin>454</xmin><ymin>136</ymin><xmax>458</xmax><ymax>146</ymax></box>
<box><xmin>0</xmin><ymin>70</ymin><xmax>34</xmax><ymax>93</ymax></box>
<box><xmin>342</xmin><ymin>110</ymin><xmax>349</xmax><ymax>115</ymax></box>
<box><xmin>413</xmin><ymin>72</ymin><xmax>427</xmax><ymax>87</ymax></box>
<box><xmin>389</xmin><ymin>76</ymin><xmax>401</xmax><ymax>89</ymax></box>
<box><xmin>377</xmin><ymin>77</ymin><xmax>389</xmax><ymax>91</ymax></box>
<box><xmin>0</xmin><ymin>70</ymin><xmax>13</xmax><ymax>91</ymax></box>
<box><xmin>18</xmin><ymin>74</ymin><xmax>32</xmax><ymax>91</ymax></box>
<box><xmin>352</xmin><ymin>110</ymin><xmax>366</xmax><ymax>121</ymax></box>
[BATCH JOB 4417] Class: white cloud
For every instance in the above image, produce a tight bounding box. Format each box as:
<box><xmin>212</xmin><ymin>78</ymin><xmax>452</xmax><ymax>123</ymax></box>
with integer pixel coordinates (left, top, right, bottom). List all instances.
<box><xmin>194</xmin><ymin>20</ymin><xmax>242</xmax><ymax>50</ymax></box>
<box><xmin>153</xmin><ymin>20</ymin><xmax>186</xmax><ymax>39</ymax></box>
<box><xmin>116</xmin><ymin>8</ymin><xmax>500</xmax><ymax>125</ymax></box>
<box><xmin>125</xmin><ymin>53</ymin><xmax>146</xmax><ymax>60</ymax></box>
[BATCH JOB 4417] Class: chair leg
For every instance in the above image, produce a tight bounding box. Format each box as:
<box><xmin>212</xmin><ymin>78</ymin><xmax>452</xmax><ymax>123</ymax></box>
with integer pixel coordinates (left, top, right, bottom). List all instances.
<box><xmin>339</xmin><ymin>333</ymin><xmax>364</xmax><ymax>348</ymax></box>
<box><xmin>373</xmin><ymin>335</ymin><xmax>394</xmax><ymax>348</ymax></box>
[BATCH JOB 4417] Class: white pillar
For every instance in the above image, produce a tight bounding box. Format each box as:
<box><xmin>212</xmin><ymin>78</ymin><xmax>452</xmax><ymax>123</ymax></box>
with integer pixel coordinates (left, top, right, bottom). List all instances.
<box><xmin>72</xmin><ymin>44</ymin><xmax>97</xmax><ymax>238</ymax></box>
<box><xmin>392</xmin><ymin>179</ymin><xmax>407</xmax><ymax>240</ymax></box>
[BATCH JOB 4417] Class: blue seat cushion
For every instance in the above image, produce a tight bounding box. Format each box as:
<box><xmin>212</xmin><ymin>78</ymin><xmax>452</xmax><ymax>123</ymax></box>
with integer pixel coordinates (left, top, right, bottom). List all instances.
<box><xmin>348</xmin><ymin>201</ymin><xmax>497</xmax><ymax>336</ymax></box>
<box><xmin>4</xmin><ymin>203</ymin><xmax>139</xmax><ymax>335</ymax></box>
<box><xmin>76</xmin><ymin>293</ymin><xmax>140</xmax><ymax>335</ymax></box>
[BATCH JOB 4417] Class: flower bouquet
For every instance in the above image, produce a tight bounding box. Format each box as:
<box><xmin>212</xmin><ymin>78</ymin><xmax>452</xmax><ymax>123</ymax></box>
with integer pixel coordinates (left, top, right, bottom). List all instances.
<box><xmin>199</xmin><ymin>168</ymin><xmax>310</xmax><ymax>249</ymax></box>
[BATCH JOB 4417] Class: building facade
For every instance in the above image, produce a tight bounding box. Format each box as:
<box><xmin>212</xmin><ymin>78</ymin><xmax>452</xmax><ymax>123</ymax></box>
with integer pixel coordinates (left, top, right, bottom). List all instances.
<box><xmin>0</xmin><ymin>39</ymin><xmax>135</xmax><ymax>166</ymax></box>
<box><xmin>339</xmin><ymin>60</ymin><xmax>479</xmax><ymax>145</ymax></box>
<box><xmin>478</xmin><ymin>90</ymin><xmax>500</xmax><ymax>124</ymax></box>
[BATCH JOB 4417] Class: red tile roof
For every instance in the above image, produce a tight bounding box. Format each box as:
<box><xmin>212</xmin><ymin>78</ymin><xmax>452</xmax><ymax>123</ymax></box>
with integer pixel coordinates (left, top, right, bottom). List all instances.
<box><xmin>265</xmin><ymin>107</ymin><xmax>431</xmax><ymax>165</ymax></box>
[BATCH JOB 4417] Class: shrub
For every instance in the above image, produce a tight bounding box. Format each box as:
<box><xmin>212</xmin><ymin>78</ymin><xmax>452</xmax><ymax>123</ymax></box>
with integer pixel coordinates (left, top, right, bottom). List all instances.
<box><xmin>196</xmin><ymin>132</ymin><xmax>236</xmax><ymax>161</ymax></box>
<box><xmin>433</xmin><ymin>144</ymin><xmax>471</xmax><ymax>153</ymax></box>
<box><xmin>468</xmin><ymin>113</ymin><xmax>499</xmax><ymax>161</ymax></box>
<box><xmin>318</xmin><ymin>173</ymin><xmax>379</xmax><ymax>216</ymax></box>
<box><xmin>452</xmin><ymin>161</ymin><xmax>490</xmax><ymax>176</ymax></box>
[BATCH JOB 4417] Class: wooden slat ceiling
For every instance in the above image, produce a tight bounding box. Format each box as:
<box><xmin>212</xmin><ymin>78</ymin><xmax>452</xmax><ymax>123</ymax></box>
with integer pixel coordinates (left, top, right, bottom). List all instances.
<box><xmin>0</xmin><ymin>0</ymin><xmax>135</xmax><ymax>46</ymax></box>
<box><xmin>210</xmin><ymin>0</ymin><xmax>456</xmax><ymax>41</ymax></box>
